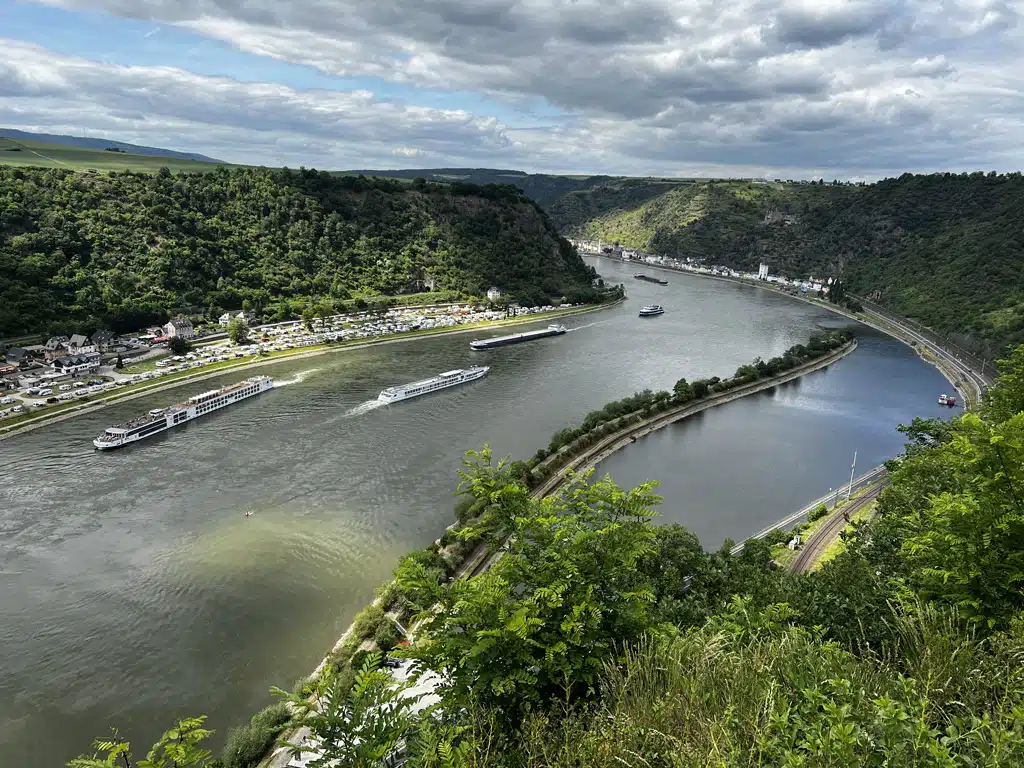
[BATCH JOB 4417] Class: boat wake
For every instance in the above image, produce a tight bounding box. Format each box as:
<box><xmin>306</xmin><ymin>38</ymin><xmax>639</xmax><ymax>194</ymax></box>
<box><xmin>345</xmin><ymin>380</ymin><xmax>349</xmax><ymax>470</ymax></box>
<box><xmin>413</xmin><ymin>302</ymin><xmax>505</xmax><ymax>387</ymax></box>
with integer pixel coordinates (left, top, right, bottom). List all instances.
<box><xmin>344</xmin><ymin>399</ymin><xmax>385</xmax><ymax>417</ymax></box>
<box><xmin>568</xmin><ymin>320</ymin><xmax>609</xmax><ymax>331</ymax></box>
<box><xmin>276</xmin><ymin>368</ymin><xmax>321</xmax><ymax>387</ymax></box>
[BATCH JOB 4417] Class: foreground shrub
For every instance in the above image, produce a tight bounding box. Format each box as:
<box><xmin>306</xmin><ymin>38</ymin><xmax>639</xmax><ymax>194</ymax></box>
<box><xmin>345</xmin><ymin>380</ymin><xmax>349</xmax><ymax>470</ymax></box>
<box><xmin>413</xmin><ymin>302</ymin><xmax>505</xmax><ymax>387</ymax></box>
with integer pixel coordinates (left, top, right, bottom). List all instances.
<box><xmin>221</xmin><ymin>703</ymin><xmax>290</xmax><ymax>768</ymax></box>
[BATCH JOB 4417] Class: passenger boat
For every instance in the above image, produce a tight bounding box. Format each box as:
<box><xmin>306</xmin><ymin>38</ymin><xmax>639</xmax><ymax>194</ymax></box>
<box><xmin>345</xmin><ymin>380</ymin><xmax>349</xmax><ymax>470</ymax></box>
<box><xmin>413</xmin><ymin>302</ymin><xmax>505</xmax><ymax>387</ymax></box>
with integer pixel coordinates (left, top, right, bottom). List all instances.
<box><xmin>378</xmin><ymin>366</ymin><xmax>489</xmax><ymax>403</ymax></box>
<box><xmin>93</xmin><ymin>376</ymin><xmax>274</xmax><ymax>450</ymax></box>
<box><xmin>638</xmin><ymin>305</ymin><xmax>665</xmax><ymax>317</ymax></box>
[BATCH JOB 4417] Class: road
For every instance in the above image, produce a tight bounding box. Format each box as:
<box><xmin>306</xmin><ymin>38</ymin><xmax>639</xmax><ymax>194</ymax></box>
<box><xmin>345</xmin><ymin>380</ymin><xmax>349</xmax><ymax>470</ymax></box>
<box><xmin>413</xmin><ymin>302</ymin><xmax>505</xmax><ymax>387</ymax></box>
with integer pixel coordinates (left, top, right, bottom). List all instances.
<box><xmin>789</xmin><ymin>481</ymin><xmax>887</xmax><ymax>574</ymax></box>
<box><xmin>855</xmin><ymin>302</ymin><xmax>990</xmax><ymax>402</ymax></box>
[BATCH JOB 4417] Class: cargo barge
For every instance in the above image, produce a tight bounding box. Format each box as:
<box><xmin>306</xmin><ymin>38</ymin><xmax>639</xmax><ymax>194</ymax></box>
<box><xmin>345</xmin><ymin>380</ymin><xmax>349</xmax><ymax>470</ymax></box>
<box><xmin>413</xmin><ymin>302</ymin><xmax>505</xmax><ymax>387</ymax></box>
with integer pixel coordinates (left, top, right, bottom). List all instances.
<box><xmin>470</xmin><ymin>324</ymin><xmax>567</xmax><ymax>350</ymax></box>
<box><xmin>634</xmin><ymin>273</ymin><xmax>668</xmax><ymax>285</ymax></box>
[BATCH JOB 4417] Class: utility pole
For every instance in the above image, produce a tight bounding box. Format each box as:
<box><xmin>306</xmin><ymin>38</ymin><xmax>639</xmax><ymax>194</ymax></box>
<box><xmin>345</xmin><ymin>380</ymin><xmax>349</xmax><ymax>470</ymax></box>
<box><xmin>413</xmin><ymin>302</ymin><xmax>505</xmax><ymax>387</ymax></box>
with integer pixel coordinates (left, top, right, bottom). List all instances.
<box><xmin>846</xmin><ymin>450</ymin><xmax>857</xmax><ymax>500</ymax></box>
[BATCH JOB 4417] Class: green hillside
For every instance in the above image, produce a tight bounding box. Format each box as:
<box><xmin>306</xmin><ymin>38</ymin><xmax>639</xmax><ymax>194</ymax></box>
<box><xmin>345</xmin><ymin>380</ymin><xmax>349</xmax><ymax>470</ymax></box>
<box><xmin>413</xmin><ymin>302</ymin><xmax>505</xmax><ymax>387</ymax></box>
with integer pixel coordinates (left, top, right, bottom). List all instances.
<box><xmin>0</xmin><ymin>136</ymin><xmax>226</xmax><ymax>174</ymax></box>
<box><xmin>550</xmin><ymin>174</ymin><xmax>1024</xmax><ymax>357</ymax></box>
<box><xmin>0</xmin><ymin>166</ymin><xmax>600</xmax><ymax>337</ymax></box>
<box><xmin>343</xmin><ymin>167</ymin><xmax>620</xmax><ymax>206</ymax></box>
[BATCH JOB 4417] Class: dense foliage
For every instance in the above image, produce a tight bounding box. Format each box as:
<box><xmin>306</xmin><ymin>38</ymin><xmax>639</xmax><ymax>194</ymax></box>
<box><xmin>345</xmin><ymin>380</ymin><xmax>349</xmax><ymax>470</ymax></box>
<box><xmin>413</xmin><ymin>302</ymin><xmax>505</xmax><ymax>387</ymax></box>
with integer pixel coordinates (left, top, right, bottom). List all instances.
<box><xmin>0</xmin><ymin>166</ymin><xmax>599</xmax><ymax>337</ymax></box>
<box><xmin>340</xmin><ymin>168</ymin><xmax>616</xmax><ymax>207</ymax></box>
<box><xmin>551</xmin><ymin>173</ymin><xmax>1024</xmax><ymax>357</ymax></box>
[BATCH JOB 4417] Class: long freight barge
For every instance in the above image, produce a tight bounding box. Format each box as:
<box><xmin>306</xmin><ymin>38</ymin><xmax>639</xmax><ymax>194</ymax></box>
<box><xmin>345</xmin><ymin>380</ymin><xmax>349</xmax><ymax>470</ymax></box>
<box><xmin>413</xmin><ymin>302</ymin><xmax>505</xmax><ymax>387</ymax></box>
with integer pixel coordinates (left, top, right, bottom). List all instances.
<box><xmin>634</xmin><ymin>273</ymin><xmax>668</xmax><ymax>285</ymax></box>
<box><xmin>470</xmin><ymin>324</ymin><xmax>567</xmax><ymax>350</ymax></box>
<box><xmin>93</xmin><ymin>375</ymin><xmax>274</xmax><ymax>450</ymax></box>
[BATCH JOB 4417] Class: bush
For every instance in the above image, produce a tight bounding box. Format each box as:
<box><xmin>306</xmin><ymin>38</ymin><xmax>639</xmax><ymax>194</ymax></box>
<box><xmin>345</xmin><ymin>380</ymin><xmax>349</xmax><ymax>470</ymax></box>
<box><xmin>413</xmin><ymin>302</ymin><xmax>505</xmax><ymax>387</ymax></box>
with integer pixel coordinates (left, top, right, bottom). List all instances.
<box><xmin>808</xmin><ymin>503</ymin><xmax>829</xmax><ymax>522</ymax></box>
<box><xmin>375</xmin><ymin>621</ymin><xmax>401</xmax><ymax>651</ymax></box>
<box><xmin>376</xmin><ymin>580</ymin><xmax>404</xmax><ymax>611</ymax></box>
<box><xmin>353</xmin><ymin>604</ymin><xmax>387</xmax><ymax>639</ymax></box>
<box><xmin>291</xmin><ymin>674</ymin><xmax>316</xmax><ymax>697</ymax></box>
<box><xmin>221</xmin><ymin>703</ymin><xmax>290</xmax><ymax>768</ymax></box>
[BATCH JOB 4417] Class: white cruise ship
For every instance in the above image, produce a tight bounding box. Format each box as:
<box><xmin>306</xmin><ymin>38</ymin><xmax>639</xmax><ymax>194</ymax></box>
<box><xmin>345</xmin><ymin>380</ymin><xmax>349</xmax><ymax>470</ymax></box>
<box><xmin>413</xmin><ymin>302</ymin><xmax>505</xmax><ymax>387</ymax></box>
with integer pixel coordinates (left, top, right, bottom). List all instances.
<box><xmin>93</xmin><ymin>376</ymin><xmax>274</xmax><ymax>450</ymax></box>
<box><xmin>378</xmin><ymin>366</ymin><xmax>489</xmax><ymax>404</ymax></box>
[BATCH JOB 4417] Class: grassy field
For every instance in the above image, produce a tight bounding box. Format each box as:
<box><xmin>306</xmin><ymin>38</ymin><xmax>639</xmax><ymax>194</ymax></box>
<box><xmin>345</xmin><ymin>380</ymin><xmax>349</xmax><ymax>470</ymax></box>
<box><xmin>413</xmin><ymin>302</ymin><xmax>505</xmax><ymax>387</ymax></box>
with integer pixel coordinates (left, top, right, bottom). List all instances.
<box><xmin>0</xmin><ymin>137</ymin><xmax>231</xmax><ymax>173</ymax></box>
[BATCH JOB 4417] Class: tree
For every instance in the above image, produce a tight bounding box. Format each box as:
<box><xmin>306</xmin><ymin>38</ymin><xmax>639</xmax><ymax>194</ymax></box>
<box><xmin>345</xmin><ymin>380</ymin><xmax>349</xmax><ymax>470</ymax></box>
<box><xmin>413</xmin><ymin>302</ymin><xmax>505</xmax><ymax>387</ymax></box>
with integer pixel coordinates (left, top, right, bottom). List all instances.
<box><xmin>400</xmin><ymin>468</ymin><xmax>660</xmax><ymax>727</ymax></box>
<box><xmin>984</xmin><ymin>343</ymin><xmax>1024</xmax><ymax>423</ymax></box>
<box><xmin>273</xmin><ymin>654</ymin><xmax>421</xmax><ymax>768</ymax></box>
<box><xmin>227</xmin><ymin>318</ymin><xmax>249</xmax><ymax>345</ymax></box>
<box><xmin>69</xmin><ymin>718</ymin><xmax>214</xmax><ymax>768</ymax></box>
<box><xmin>168</xmin><ymin>337</ymin><xmax>191</xmax><ymax>355</ymax></box>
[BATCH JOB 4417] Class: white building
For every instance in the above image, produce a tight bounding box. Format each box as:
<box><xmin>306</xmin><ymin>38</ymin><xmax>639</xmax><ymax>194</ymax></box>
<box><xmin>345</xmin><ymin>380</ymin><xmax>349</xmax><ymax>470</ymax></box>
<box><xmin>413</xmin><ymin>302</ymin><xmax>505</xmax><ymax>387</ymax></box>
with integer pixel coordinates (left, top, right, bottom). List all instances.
<box><xmin>219</xmin><ymin>311</ymin><xmax>253</xmax><ymax>327</ymax></box>
<box><xmin>163</xmin><ymin>318</ymin><xmax>195</xmax><ymax>340</ymax></box>
<box><xmin>758</xmin><ymin>263</ymin><xmax>770</xmax><ymax>280</ymax></box>
<box><xmin>486</xmin><ymin>287</ymin><xmax>504</xmax><ymax>302</ymax></box>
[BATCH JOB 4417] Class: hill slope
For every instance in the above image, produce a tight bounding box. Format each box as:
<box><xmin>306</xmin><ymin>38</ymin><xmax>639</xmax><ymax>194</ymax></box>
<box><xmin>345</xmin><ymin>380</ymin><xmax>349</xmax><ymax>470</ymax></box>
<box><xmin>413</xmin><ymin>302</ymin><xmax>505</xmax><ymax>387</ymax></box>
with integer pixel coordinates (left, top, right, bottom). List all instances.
<box><xmin>343</xmin><ymin>168</ymin><xmax>619</xmax><ymax>207</ymax></box>
<box><xmin>0</xmin><ymin>136</ymin><xmax>229</xmax><ymax>174</ymax></box>
<box><xmin>0</xmin><ymin>167</ymin><xmax>598</xmax><ymax>337</ymax></box>
<box><xmin>0</xmin><ymin>129</ymin><xmax>221</xmax><ymax>163</ymax></box>
<box><xmin>550</xmin><ymin>174</ymin><xmax>1024</xmax><ymax>356</ymax></box>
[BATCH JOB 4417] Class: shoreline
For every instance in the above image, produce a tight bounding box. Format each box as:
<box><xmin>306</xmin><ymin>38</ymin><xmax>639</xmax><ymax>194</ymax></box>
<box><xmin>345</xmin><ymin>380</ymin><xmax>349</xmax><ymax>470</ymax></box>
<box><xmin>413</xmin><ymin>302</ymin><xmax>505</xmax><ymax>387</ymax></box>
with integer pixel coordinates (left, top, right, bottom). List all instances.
<box><xmin>586</xmin><ymin>252</ymin><xmax>982</xmax><ymax>402</ymax></box>
<box><xmin>0</xmin><ymin>301</ymin><xmax>619</xmax><ymax>442</ymax></box>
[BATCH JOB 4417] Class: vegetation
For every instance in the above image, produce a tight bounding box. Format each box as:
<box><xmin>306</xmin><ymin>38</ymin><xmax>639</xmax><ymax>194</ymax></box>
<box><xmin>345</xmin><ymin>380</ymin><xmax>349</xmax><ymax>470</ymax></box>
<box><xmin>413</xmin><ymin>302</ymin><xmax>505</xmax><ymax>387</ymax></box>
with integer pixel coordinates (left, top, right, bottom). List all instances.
<box><xmin>550</xmin><ymin>173</ymin><xmax>1024</xmax><ymax>357</ymax></box>
<box><xmin>339</xmin><ymin>168</ymin><xmax>619</xmax><ymax>207</ymax></box>
<box><xmin>226</xmin><ymin>318</ymin><xmax>249</xmax><ymax>345</ymax></box>
<box><xmin>0</xmin><ymin>166</ymin><xmax>601</xmax><ymax>338</ymax></box>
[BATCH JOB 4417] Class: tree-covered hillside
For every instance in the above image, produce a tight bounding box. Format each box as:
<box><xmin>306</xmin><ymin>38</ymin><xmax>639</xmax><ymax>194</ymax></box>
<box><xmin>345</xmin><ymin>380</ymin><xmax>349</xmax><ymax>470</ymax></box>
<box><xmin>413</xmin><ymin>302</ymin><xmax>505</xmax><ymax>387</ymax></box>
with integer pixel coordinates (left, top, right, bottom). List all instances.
<box><xmin>341</xmin><ymin>167</ymin><xmax>617</xmax><ymax>207</ymax></box>
<box><xmin>551</xmin><ymin>173</ymin><xmax>1024</xmax><ymax>357</ymax></box>
<box><xmin>0</xmin><ymin>167</ymin><xmax>599</xmax><ymax>337</ymax></box>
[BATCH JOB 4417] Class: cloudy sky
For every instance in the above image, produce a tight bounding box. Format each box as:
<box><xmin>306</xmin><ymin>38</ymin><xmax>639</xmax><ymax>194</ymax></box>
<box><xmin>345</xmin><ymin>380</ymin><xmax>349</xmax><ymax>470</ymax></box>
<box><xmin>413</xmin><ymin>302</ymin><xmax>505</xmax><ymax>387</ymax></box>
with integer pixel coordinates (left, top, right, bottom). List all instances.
<box><xmin>1</xmin><ymin>0</ymin><xmax>1020</xmax><ymax>177</ymax></box>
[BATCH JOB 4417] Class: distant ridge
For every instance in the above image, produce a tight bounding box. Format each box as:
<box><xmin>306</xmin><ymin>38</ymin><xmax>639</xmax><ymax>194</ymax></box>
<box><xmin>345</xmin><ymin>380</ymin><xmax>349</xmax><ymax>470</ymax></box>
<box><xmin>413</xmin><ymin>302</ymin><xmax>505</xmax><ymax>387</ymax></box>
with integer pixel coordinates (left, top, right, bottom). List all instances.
<box><xmin>343</xmin><ymin>167</ymin><xmax>615</xmax><ymax>206</ymax></box>
<box><xmin>0</xmin><ymin>129</ymin><xmax>223</xmax><ymax>163</ymax></box>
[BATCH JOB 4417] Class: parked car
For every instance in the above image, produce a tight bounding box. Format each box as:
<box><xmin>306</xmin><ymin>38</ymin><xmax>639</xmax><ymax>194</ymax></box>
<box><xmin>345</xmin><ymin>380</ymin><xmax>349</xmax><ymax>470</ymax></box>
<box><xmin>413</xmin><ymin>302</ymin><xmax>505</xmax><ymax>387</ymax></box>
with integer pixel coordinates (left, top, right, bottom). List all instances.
<box><xmin>46</xmin><ymin>397</ymin><xmax>59</xmax><ymax>404</ymax></box>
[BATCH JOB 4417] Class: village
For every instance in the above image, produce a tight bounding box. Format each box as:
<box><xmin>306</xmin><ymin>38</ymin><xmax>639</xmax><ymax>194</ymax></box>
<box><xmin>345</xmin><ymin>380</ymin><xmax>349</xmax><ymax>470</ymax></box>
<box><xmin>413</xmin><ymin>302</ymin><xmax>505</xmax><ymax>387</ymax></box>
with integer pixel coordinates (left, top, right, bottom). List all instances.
<box><xmin>0</xmin><ymin>293</ymin><xmax>573</xmax><ymax>422</ymax></box>
<box><xmin>570</xmin><ymin>238</ymin><xmax>833</xmax><ymax>296</ymax></box>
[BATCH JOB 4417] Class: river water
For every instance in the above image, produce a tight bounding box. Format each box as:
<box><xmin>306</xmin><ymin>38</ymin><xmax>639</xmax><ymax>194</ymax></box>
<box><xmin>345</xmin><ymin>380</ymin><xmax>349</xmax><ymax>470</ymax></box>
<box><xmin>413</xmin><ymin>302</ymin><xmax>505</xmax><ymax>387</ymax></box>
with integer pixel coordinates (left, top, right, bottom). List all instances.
<box><xmin>0</xmin><ymin>256</ymin><xmax>955</xmax><ymax>766</ymax></box>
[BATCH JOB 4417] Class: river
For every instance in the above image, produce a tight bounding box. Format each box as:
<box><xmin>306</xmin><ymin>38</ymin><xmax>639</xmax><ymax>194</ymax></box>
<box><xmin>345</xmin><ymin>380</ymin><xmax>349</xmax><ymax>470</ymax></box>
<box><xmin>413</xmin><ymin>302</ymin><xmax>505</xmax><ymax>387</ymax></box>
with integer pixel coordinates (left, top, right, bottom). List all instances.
<box><xmin>0</xmin><ymin>256</ymin><xmax>955</xmax><ymax>766</ymax></box>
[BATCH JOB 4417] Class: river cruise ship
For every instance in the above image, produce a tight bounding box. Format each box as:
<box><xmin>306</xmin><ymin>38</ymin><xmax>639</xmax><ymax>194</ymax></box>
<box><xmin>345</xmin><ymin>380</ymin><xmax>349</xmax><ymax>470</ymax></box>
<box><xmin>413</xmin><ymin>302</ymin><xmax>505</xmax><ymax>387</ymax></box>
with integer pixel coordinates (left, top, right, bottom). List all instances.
<box><xmin>638</xmin><ymin>305</ymin><xmax>665</xmax><ymax>317</ymax></box>
<box><xmin>93</xmin><ymin>376</ymin><xmax>274</xmax><ymax>450</ymax></box>
<box><xmin>470</xmin><ymin>324</ymin><xmax>567</xmax><ymax>350</ymax></box>
<box><xmin>378</xmin><ymin>366</ymin><xmax>489</xmax><ymax>404</ymax></box>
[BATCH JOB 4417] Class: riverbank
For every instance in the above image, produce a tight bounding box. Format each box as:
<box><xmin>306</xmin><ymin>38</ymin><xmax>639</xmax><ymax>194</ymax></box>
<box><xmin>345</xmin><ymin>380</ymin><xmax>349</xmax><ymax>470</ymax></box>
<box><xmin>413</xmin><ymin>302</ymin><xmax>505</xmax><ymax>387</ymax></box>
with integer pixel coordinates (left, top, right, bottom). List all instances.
<box><xmin>587</xmin><ymin>252</ymin><xmax>984</xmax><ymax>405</ymax></box>
<box><xmin>0</xmin><ymin>301</ymin><xmax>618</xmax><ymax>442</ymax></box>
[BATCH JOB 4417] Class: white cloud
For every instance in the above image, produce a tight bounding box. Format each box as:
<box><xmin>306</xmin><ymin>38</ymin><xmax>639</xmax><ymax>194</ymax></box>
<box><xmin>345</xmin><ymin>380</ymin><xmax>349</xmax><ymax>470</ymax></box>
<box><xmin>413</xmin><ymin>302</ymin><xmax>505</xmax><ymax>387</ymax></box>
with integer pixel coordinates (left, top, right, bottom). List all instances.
<box><xmin>11</xmin><ymin>0</ymin><xmax>1024</xmax><ymax>176</ymax></box>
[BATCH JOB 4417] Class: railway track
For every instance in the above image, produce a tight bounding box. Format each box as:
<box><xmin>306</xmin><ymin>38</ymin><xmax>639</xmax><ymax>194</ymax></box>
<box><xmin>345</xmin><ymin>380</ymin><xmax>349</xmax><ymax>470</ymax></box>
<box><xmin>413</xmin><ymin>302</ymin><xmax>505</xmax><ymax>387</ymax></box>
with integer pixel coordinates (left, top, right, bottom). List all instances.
<box><xmin>789</xmin><ymin>481</ymin><xmax>886</xmax><ymax>574</ymax></box>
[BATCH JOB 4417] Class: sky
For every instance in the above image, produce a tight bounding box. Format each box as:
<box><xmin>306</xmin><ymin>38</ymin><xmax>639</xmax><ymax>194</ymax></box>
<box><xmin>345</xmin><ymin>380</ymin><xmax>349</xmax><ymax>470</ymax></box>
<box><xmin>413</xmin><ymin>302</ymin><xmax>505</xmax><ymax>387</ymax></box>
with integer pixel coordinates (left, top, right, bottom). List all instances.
<box><xmin>1</xmin><ymin>0</ymin><xmax>1021</xmax><ymax>178</ymax></box>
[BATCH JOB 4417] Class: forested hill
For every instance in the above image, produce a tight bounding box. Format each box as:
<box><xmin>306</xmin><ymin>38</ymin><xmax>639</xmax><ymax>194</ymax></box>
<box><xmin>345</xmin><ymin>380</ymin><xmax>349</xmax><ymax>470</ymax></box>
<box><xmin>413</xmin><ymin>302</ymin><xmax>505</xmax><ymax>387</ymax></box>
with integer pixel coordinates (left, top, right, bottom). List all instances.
<box><xmin>549</xmin><ymin>173</ymin><xmax>1024</xmax><ymax>357</ymax></box>
<box><xmin>342</xmin><ymin>168</ymin><xmax>617</xmax><ymax>206</ymax></box>
<box><xmin>0</xmin><ymin>167</ymin><xmax>598</xmax><ymax>337</ymax></box>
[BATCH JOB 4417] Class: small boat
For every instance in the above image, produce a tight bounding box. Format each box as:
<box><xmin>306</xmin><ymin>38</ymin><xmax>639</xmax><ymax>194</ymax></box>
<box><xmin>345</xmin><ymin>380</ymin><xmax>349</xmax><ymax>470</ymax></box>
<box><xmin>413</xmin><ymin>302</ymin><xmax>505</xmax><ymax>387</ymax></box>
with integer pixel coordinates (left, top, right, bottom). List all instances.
<box><xmin>638</xmin><ymin>305</ymin><xmax>665</xmax><ymax>317</ymax></box>
<box><xmin>938</xmin><ymin>394</ymin><xmax>956</xmax><ymax>407</ymax></box>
